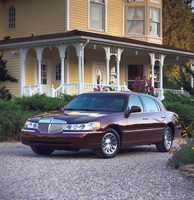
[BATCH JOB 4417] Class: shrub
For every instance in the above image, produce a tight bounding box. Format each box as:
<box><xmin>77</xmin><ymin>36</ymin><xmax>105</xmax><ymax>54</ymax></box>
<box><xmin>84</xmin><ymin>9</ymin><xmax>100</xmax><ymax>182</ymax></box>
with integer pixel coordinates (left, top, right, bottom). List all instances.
<box><xmin>0</xmin><ymin>86</ymin><xmax>12</xmax><ymax>101</ymax></box>
<box><xmin>162</xmin><ymin>91</ymin><xmax>194</xmax><ymax>131</ymax></box>
<box><xmin>0</xmin><ymin>93</ymin><xmax>76</xmax><ymax>142</ymax></box>
<box><xmin>131</xmin><ymin>76</ymin><xmax>154</xmax><ymax>95</ymax></box>
<box><xmin>0</xmin><ymin>101</ymin><xmax>36</xmax><ymax>141</ymax></box>
<box><xmin>13</xmin><ymin>93</ymin><xmax>73</xmax><ymax>112</ymax></box>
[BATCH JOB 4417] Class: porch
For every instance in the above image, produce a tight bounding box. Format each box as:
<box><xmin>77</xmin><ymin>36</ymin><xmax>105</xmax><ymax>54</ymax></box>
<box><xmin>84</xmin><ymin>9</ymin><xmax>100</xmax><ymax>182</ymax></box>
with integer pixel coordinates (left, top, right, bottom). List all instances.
<box><xmin>16</xmin><ymin>30</ymin><xmax>193</xmax><ymax>100</ymax></box>
<box><xmin>23</xmin><ymin>83</ymin><xmax>190</xmax><ymax>99</ymax></box>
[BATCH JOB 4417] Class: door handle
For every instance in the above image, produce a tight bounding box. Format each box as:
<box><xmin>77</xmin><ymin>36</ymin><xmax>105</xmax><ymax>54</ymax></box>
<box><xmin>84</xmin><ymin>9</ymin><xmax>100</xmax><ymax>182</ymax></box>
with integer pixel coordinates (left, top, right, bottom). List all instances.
<box><xmin>143</xmin><ymin>117</ymin><xmax>148</xmax><ymax>120</ymax></box>
<box><xmin>161</xmin><ymin>116</ymin><xmax>166</xmax><ymax>119</ymax></box>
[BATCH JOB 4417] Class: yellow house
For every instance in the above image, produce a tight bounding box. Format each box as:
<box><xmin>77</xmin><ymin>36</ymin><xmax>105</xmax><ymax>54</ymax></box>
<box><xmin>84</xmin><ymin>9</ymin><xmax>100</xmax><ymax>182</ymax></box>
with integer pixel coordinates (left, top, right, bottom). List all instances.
<box><xmin>0</xmin><ymin>0</ymin><xmax>194</xmax><ymax>100</ymax></box>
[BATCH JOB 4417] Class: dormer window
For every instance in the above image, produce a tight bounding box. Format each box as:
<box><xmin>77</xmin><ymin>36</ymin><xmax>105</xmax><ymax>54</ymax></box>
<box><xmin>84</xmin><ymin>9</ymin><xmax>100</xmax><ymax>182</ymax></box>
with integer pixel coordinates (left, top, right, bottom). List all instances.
<box><xmin>8</xmin><ymin>6</ymin><xmax>16</xmax><ymax>29</ymax></box>
<box><xmin>150</xmin><ymin>7</ymin><xmax>160</xmax><ymax>37</ymax></box>
<box><xmin>90</xmin><ymin>0</ymin><xmax>105</xmax><ymax>31</ymax></box>
<box><xmin>126</xmin><ymin>6</ymin><xmax>145</xmax><ymax>35</ymax></box>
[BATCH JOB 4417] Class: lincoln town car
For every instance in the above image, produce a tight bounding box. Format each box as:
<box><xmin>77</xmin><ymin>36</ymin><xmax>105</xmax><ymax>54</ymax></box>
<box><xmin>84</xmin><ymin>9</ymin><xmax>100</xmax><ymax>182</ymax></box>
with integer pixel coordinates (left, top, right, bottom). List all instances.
<box><xmin>21</xmin><ymin>92</ymin><xmax>181</xmax><ymax>158</ymax></box>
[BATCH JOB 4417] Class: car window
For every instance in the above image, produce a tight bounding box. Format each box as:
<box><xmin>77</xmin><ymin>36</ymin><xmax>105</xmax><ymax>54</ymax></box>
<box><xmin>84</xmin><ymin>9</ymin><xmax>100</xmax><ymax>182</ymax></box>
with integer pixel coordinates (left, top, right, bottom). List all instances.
<box><xmin>128</xmin><ymin>95</ymin><xmax>143</xmax><ymax>112</ymax></box>
<box><xmin>66</xmin><ymin>94</ymin><xmax>127</xmax><ymax>112</ymax></box>
<box><xmin>141</xmin><ymin>96</ymin><xmax>160</xmax><ymax>112</ymax></box>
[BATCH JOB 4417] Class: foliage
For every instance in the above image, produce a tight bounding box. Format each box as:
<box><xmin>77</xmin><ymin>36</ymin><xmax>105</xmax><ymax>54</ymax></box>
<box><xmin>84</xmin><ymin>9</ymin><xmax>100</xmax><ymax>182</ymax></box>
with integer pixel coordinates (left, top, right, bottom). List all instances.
<box><xmin>167</xmin><ymin>138</ymin><xmax>194</xmax><ymax>168</ymax></box>
<box><xmin>163</xmin><ymin>63</ymin><xmax>194</xmax><ymax>95</ymax></box>
<box><xmin>0</xmin><ymin>94</ymin><xmax>76</xmax><ymax>142</ymax></box>
<box><xmin>0</xmin><ymin>86</ymin><xmax>12</xmax><ymax>101</ymax></box>
<box><xmin>93</xmin><ymin>85</ymin><xmax>115</xmax><ymax>91</ymax></box>
<box><xmin>162</xmin><ymin>0</ymin><xmax>194</xmax><ymax>51</ymax></box>
<box><xmin>13</xmin><ymin>93</ymin><xmax>73</xmax><ymax>112</ymax></box>
<box><xmin>162</xmin><ymin>91</ymin><xmax>194</xmax><ymax>129</ymax></box>
<box><xmin>0</xmin><ymin>53</ymin><xmax>17</xmax><ymax>82</ymax></box>
<box><xmin>131</xmin><ymin>76</ymin><xmax>154</xmax><ymax>95</ymax></box>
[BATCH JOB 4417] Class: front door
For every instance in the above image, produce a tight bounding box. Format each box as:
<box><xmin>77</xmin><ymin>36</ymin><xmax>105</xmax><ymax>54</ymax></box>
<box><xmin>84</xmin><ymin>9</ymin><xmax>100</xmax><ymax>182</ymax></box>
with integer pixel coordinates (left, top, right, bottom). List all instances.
<box><xmin>92</xmin><ymin>63</ymin><xmax>106</xmax><ymax>85</ymax></box>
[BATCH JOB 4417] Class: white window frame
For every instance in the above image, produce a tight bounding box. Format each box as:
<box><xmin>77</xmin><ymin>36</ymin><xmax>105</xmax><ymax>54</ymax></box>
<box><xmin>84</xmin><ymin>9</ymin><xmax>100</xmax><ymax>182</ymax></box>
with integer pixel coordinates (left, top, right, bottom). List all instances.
<box><xmin>7</xmin><ymin>6</ymin><xmax>16</xmax><ymax>29</ymax></box>
<box><xmin>89</xmin><ymin>0</ymin><xmax>106</xmax><ymax>32</ymax></box>
<box><xmin>126</xmin><ymin>6</ymin><xmax>145</xmax><ymax>36</ymax></box>
<box><xmin>150</xmin><ymin>7</ymin><xmax>160</xmax><ymax>37</ymax></box>
<box><xmin>55</xmin><ymin>63</ymin><xmax>61</xmax><ymax>82</ymax></box>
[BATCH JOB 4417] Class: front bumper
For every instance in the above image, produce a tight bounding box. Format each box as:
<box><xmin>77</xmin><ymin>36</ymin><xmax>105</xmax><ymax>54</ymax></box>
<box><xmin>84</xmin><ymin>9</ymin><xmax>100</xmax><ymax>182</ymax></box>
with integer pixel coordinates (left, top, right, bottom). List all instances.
<box><xmin>21</xmin><ymin>129</ymin><xmax>104</xmax><ymax>150</ymax></box>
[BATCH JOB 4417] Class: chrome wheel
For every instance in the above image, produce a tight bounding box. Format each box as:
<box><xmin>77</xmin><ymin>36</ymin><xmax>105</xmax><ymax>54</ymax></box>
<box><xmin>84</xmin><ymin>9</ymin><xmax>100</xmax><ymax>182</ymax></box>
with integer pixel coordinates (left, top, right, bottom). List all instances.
<box><xmin>94</xmin><ymin>128</ymin><xmax>120</xmax><ymax>158</ymax></box>
<box><xmin>156</xmin><ymin>127</ymin><xmax>173</xmax><ymax>152</ymax></box>
<box><xmin>164</xmin><ymin>129</ymin><xmax>173</xmax><ymax>150</ymax></box>
<box><xmin>102</xmin><ymin>132</ymin><xmax>118</xmax><ymax>155</ymax></box>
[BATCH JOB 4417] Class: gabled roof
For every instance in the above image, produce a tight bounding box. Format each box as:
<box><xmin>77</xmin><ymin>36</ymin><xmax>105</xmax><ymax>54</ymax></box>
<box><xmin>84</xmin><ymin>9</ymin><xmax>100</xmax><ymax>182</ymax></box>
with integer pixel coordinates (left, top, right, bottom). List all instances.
<box><xmin>0</xmin><ymin>29</ymin><xmax>194</xmax><ymax>58</ymax></box>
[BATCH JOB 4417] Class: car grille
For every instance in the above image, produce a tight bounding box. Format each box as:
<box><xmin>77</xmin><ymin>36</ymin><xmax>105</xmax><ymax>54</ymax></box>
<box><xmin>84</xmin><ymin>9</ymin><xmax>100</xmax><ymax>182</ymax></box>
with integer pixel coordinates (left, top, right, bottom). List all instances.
<box><xmin>37</xmin><ymin>118</ymin><xmax>66</xmax><ymax>134</ymax></box>
<box><xmin>38</xmin><ymin>123</ymin><xmax>64</xmax><ymax>134</ymax></box>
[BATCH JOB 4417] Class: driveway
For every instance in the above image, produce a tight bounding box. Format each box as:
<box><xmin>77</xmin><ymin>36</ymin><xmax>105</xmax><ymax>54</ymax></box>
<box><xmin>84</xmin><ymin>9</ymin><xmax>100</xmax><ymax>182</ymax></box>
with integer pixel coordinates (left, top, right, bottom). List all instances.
<box><xmin>0</xmin><ymin>142</ymin><xmax>193</xmax><ymax>200</ymax></box>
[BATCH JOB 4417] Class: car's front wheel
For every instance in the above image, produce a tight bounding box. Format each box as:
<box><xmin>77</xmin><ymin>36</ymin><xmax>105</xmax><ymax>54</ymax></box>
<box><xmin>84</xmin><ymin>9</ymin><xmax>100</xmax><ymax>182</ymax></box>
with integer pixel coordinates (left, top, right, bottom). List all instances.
<box><xmin>31</xmin><ymin>146</ymin><xmax>54</xmax><ymax>155</ymax></box>
<box><xmin>94</xmin><ymin>128</ymin><xmax>120</xmax><ymax>158</ymax></box>
<box><xmin>156</xmin><ymin>127</ymin><xmax>173</xmax><ymax>152</ymax></box>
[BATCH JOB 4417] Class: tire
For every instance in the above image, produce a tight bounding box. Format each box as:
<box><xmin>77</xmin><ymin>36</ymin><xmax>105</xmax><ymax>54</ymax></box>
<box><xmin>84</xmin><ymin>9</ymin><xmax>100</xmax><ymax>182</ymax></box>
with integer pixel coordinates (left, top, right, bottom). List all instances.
<box><xmin>156</xmin><ymin>127</ymin><xmax>173</xmax><ymax>152</ymax></box>
<box><xmin>31</xmin><ymin>146</ymin><xmax>54</xmax><ymax>155</ymax></box>
<box><xmin>94</xmin><ymin>128</ymin><xmax>120</xmax><ymax>158</ymax></box>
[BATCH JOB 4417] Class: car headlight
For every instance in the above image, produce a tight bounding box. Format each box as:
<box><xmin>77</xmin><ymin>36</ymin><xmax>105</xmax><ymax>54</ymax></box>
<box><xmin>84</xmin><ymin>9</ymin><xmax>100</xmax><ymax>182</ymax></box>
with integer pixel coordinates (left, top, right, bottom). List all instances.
<box><xmin>63</xmin><ymin>122</ymin><xmax>100</xmax><ymax>130</ymax></box>
<box><xmin>24</xmin><ymin>121</ymin><xmax>38</xmax><ymax>129</ymax></box>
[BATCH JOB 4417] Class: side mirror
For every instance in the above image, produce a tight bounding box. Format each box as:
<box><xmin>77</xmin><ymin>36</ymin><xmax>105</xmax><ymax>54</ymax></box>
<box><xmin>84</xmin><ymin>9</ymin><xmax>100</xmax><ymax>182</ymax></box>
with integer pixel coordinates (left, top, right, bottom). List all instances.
<box><xmin>130</xmin><ymin>106</ymin><xmax>141</xmax><ymax>113</ymax></box>
<box><xmin>124</xmin><ymin>106</ymin><xmax>141</xmax><ymax>118</ymax></box>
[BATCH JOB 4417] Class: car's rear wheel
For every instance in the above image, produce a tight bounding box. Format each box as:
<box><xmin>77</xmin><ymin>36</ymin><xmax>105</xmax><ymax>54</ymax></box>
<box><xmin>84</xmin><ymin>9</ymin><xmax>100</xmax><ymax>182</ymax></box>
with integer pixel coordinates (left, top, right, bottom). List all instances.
<box><xmin>31</xmin><ymin>146</ymin><xmax>54</xmax><ymax>155</ymax></box>
<box><xmin>156</xmin><ymin>127</ymin><xmax>173</xmax><ymax>152</ymax></box>
<box><xmin>94</xmin><ymin>128</ymin><xmax>120</xmax><ymax>158</ymax></box>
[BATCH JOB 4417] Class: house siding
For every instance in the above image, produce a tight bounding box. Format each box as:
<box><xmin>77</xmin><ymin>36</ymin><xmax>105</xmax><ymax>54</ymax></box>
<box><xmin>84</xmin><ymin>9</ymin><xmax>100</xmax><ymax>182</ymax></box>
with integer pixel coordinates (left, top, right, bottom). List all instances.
<box><xmin>0</xmin><ymin>2</ymin><xmax>5</xmax><ymax>40</ymax></box>
<box><xmin>69</xmin><ymin>0</ymin><xmax>88</xmax><ymax>31</ymax></box>
<box><xmin>2</xmin><ymin>0</ymin><xmax>65</xmax><ymax>39</ymax></box>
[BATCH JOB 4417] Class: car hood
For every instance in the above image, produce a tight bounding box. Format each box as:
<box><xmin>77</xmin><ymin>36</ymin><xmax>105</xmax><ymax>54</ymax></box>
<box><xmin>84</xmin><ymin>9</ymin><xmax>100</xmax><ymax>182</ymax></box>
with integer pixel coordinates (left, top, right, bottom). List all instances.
<box><xmin>28</xmin><ymin>110</ymin><xmax>111</xmax><ymax>124</ymax></box>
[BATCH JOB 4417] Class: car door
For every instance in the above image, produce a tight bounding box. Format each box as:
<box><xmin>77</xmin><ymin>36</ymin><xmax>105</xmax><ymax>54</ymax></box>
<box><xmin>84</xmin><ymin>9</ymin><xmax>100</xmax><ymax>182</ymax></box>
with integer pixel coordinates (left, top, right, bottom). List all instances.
<box><xmin>126</xmin><ymin>95</ymin><xmax>150</xmax><ymax>145</ymax></box>
<box><xmin>140</xmin><ymin>96</ymin><xmax>166</xmax><ymax>142</ymax></box>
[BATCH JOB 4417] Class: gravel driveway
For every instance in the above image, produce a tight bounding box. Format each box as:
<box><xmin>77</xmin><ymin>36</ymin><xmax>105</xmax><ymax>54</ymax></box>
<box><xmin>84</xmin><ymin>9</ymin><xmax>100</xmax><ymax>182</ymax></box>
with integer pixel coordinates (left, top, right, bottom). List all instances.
<box><xmin>0</xmin><ymin>142</ymin><xmax>194</xmax><ymax>200</ymax></box>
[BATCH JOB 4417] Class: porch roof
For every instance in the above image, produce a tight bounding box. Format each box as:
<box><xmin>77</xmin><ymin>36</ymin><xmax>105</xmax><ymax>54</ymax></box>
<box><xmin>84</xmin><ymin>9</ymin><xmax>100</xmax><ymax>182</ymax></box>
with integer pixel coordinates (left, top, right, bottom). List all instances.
<box><xmin>0</xmin><ymin>29</ymin><xmax>194</xmax><ymax>58</ymax></box>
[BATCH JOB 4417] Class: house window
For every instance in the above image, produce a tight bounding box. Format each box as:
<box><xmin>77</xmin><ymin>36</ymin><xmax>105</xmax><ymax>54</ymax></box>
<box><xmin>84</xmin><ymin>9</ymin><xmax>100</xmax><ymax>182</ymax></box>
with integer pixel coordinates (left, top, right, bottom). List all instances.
<box><xmin>55</xmin><ymin>63</ymin><xmax>61</xmax><ymax>81</ymax></box>
<box><xmin>8</xmin><ymin>6</ymin><xmax>16</xmax><ymax>29</ymax></box>
<box><xmin>90</xmin><ymin>0</ymin><xmax>105</xmax><ymax>31</ymax></box>
<box><xmin>150</xmin><ymin>7</ymin><xmax>160</xmax><ymax>37</ymax></box>
<box><xmin>126</xmin><ymin>6</ymin><xmax>145</xmax><ymax>35</ymax></box>
<box><xmin>41</xmin><ymin>64</ymin><xmax>47</xmax><ymax>85</ymax></box>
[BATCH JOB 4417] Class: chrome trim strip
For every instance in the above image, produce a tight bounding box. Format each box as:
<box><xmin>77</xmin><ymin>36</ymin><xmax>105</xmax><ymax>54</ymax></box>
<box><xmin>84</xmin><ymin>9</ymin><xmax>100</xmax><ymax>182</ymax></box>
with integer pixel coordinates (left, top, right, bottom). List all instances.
<box><xmin>124</xmin><ymin>127</ymin><xmax>163</xmax><ymax>133</ymax></box>
<box><xmin>62</xmin><ymin>131</ymin><xmax>103</xmax><ymax>134</ymax></box>
<box><xmin>21</xmin><ymin>129</ymin><xmax>36</xmax><ymax>133</ymax></box>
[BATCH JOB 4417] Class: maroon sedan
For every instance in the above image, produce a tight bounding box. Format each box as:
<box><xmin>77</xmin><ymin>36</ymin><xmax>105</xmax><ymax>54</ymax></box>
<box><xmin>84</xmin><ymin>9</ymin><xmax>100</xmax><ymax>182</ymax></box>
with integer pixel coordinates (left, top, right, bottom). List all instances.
<box><xmin>21</xmin><ymin>92</ymin><xmax>181</xmax><ymax>158</ymax></box>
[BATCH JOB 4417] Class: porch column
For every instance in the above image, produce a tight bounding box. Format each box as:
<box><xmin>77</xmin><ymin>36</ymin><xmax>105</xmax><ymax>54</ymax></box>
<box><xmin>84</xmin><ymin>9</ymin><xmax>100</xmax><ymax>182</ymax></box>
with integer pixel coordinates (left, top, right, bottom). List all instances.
<box><xmin>159</xmin><ymin>54</ymin><xmax>166</xmax><ymax>100</ymax></box>
<box><xmin>74</xmin><ymin>41</ymin><xmax>89</xmax><ymax>94</ymax></box>
<box><xmin>116</xmin><ymin>48</ymin><xmax>124</xmax><ymax>90</ymax></box>
<box><xmin>35</xmin><ymin>47</ymin><xmax>44</xmax><ymax>94</ymax></box>
<box><xmin>190</xmin><ymin>59</ymin><xmax>194</xmax><ymax>88</ymax></box>
<box><xmin>57</xmin><ymin>44</ymin><xmax>67</xmax><ymax>94</ymax></box>
<box><xmin>149</xmin><ymin>53</ymin><xmax>155</xmax><ymax>87</ymax></box>
<box><xmin>103</xmin><ymin>47</ymin><xmax>111</xmax><ymax>85</ymax></box>
<box><xmin>20</xmin><ymin>48</ymin><xmax>28</xmax><ymax>96</ymax></box>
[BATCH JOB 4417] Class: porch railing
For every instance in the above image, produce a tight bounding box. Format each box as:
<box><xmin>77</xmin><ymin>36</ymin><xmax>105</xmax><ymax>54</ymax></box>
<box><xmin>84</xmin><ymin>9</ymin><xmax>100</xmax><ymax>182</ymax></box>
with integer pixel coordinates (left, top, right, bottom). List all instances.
<box><xmin>24</xmin><ymin>85</ymin><xmax>41</xmax><ymax>96</ymax></box>
<box><xmin>50</xmin><ymin>83</ymin><xmax>130</xmax><ymax>97</ymax></box>
<box><xmin>154</xmin><ymin>88</ymin><xmax>190</xmax><ymax>99</ymax></box>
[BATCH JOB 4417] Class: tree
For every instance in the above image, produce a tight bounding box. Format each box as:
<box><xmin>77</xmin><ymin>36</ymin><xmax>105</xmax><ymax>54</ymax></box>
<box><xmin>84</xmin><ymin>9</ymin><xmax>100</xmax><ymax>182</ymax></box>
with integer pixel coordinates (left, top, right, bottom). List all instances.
<box><xmin>0</xmin><ymin>52</ymin><xmax>17</xmax><ymax>100</ymax></box>
<box><xmin>162</xmin><ymin>0</ymin><xmax>194</xmax><ymax>51</ymax></box>
<box><xmin>0</xmin><ymin>53</ymin><xmax>17</xmax><ymax>82</ymax></box>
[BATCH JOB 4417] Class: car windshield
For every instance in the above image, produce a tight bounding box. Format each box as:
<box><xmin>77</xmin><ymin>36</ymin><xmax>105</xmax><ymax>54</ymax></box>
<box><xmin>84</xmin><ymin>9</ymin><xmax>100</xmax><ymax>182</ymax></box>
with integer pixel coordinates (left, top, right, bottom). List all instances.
<box><xmin>66</xmin><ymin>93</ymin><xmax>127</xmax><ymax>112</ymax></box>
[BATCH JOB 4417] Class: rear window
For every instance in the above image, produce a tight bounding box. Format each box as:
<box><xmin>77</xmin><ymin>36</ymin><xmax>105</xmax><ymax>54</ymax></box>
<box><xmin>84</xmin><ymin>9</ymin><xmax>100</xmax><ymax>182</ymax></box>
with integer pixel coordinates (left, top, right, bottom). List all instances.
<box><xmin>141</xmin><ymin>96</ymin><xmax>161</xmax><ymax>112</ymax></box>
